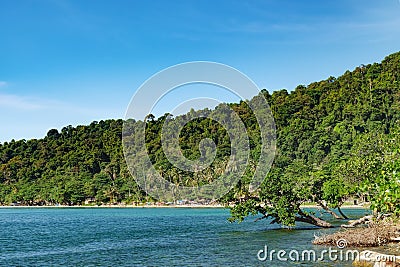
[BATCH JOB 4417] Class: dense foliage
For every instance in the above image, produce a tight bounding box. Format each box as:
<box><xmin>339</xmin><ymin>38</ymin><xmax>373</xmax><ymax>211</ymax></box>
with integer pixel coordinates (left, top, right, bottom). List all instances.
<box><xmin>228</xmin><ymin>52</ymin><xmax>400</xmax><ymax>227</ymax></box>
<box><xmin>1</xmin><ymin>52</ymin><xmax>400</xmax><ymax>227</ymax></box>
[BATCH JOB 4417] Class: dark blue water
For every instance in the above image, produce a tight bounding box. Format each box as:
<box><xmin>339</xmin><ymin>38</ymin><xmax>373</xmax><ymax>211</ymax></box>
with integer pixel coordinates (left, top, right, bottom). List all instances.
<box><xmin>0</xmin><ymin>208</ymin><xmax>369</xmax><ymax>266</ymax></box>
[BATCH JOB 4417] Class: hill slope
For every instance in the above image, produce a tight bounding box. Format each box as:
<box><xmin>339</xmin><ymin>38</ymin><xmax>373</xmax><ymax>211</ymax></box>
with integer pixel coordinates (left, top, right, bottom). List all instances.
<box><xmin>1</xmin><ymin>52</ymin><xmax>399</xmax><ymax>220</ymax></box>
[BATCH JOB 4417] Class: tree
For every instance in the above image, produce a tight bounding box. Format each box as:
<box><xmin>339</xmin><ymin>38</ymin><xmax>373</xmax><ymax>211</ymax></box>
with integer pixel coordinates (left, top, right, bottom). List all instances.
<box><xmin>0</xmin><ymin>51</ymin><xmax>399</xmax><ymax>229</ymax></box>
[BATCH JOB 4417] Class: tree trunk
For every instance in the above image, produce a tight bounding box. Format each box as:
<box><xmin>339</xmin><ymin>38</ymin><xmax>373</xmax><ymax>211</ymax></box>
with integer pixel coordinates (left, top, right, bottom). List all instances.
<box><xmin>341</xmin><ymin>215</ymin><xmax>373</xmax><ymax>228</ymax></box>
<box><xmin>337</xmin><ymin>206</ymin><xmax>349</xmax><ymax>220</ymax></box>
<box><xmin>317</xmin><ymin>201</ymin><xmax>343</xmax><ymax>220</ymax></box>
<box><xmin>296</xmin><ymin>209</ymin><xmax>333</xmax><ymax>228</ymax></box>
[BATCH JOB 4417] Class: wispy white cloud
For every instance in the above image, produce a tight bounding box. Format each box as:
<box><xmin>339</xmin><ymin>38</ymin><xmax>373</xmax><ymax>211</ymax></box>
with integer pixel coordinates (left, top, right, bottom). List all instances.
<box><xmin>0</xmin><ymin>92</ymin><xmax>122</xmax><ymax>117</ymax></box>
<box><xmin>0</xmin><ymin>93</ymin><xmax>43</xmax><ymax>110</ymax></box>
<box><xmin>0</xmin><ymin>91</ymin><xmax>123</xmax><ymax>142</ymax></box>
<box><xmin>221</xmin><ymin>21</ymin><xmax>312</xmax><ymax>34</ymax></box>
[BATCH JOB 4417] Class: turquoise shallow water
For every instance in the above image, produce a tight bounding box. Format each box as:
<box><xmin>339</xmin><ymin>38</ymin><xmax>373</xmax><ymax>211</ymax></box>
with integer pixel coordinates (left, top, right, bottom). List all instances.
<box><xmin>0</xmin><ymin>208</ymin><xmax>369</xmax><ymax>266</ymax></box>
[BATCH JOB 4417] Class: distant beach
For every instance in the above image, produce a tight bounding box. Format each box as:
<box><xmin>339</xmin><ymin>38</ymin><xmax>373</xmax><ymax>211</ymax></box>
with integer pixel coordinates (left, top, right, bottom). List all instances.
<box><xmin>0</xmin><ymin>203</ymin><xmax>225</xmax><ymax>208</ymax></box>
<box><xmin>0</xmin><ymin>203</ymin><xmax>368</xmax><ymax>209</ymax></box>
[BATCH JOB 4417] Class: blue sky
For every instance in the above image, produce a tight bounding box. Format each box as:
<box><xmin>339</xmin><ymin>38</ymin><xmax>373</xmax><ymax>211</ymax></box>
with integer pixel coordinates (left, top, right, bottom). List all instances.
<box><xmin>0</xmin><ymin>0</ymin><xmax>400</xmax><ymax>142</ymax></box>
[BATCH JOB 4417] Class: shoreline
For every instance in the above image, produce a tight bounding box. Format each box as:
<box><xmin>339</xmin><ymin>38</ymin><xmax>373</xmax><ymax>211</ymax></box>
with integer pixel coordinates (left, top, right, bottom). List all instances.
<box><xmin>0</xmin><ymin>204</ymin><xmax>367</xmax><ymax>209</ymax></box>
<box><xmin>0</xmin><ymin>204</ymin><xmax>226</xmax><ymax>209</ymax></box>
<box><xmin>300</xmin><ymin>204</ymin><xmax>368</xmax><ymax>209</ymax></box>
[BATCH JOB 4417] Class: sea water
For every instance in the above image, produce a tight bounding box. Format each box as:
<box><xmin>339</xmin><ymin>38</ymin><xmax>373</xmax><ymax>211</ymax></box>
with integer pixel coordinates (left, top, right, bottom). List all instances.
<box><xmin>0</xmin><ymin>208</ymin><xmax>369</xmax><ymax>266</ymax></box>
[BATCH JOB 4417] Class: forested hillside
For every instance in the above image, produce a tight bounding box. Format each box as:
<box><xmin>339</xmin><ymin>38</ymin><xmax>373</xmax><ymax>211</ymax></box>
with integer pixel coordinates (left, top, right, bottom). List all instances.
<box><xmin>1</xmin><ymin>52</ymin><xmax>399</xmax><ymax>226</ymax></box>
